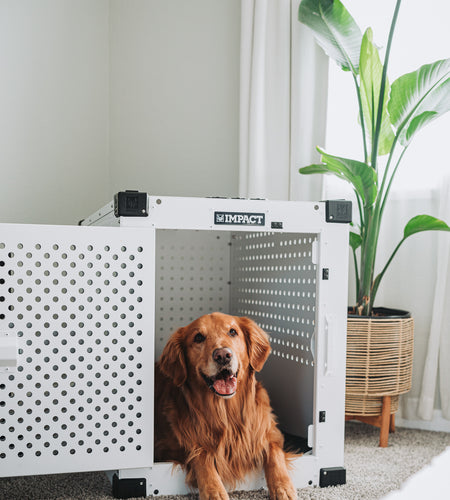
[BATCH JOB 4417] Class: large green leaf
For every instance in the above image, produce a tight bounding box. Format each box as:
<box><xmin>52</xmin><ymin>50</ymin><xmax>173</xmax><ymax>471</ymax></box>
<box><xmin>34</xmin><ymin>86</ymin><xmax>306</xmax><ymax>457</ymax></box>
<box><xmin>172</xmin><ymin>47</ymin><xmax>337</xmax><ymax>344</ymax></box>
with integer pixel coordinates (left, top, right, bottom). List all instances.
<box><xmin>359</xmin><ymin>28</ymin><xmax>395</xmax><ymax>156</ymax></box>
<box><xmin>403</xmin><ymin>214</ymin><xmax>450</xmax><ymax>239</ymax></box>
<box><xmin>405</xmin><ymin>111</ymin><xmax>437</xmax><ymax>143</ymax></box>
<box><xmin>371</xmin><ymin>214</ymin><xmax>450</xmax><ymax>312</ymax></box>
<box><xmin>298</xmin><ymin>0</ymin><xmax>362</xmax><ymax>75</ymax></box>
<box><xmin>388</xmin><ymin>59</ymin><xmax>450</xmax><ymax>146</ymax></box>
<box><xmin>299</xmin><ymin>148</ymin><xmax>378</xmax><ymax>207</ymax></box>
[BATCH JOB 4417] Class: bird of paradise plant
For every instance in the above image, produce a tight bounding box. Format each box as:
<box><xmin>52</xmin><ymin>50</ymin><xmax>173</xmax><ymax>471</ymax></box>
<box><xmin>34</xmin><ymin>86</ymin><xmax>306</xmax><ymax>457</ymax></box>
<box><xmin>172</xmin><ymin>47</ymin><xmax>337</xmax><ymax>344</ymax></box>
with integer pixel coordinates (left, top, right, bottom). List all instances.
<box><xmin>298</xmin><ymin>0</ymin><xmax>450</xmax><ymax>316</ymax></box>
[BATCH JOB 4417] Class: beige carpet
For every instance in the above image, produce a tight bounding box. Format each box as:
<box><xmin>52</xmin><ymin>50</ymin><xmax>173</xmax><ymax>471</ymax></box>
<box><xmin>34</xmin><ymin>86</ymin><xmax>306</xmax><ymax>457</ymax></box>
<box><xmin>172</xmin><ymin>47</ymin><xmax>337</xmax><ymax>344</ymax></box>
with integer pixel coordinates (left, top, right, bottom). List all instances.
<box><xmin>1</xmin><ymin>422</ymin><xmax>449</xmax><ymax>500</ymax></box>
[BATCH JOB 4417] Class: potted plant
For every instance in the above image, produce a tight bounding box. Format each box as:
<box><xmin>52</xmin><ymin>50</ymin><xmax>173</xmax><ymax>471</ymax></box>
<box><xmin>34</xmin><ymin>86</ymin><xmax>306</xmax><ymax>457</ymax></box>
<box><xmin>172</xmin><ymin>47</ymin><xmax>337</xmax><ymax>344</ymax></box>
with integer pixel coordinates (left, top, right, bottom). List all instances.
<box><xmin>298</xmin><ymin>0</ymin><xmax>450</xmax><ymax>445</ymax></box>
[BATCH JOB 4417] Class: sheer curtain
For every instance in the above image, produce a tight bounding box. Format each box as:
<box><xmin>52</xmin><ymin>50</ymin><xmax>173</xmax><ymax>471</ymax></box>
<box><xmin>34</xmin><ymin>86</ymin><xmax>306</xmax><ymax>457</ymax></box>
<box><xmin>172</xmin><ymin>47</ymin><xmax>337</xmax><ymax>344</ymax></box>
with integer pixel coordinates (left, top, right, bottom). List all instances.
<box><xmin>239</xmin><ymin>0</ymin><xmax>328</xmax><ymax>201</ymax></box>
<box><xmin>418</xmin><ymin>179</ymin><xmax>450</xmax><ymax>422</ymax></box>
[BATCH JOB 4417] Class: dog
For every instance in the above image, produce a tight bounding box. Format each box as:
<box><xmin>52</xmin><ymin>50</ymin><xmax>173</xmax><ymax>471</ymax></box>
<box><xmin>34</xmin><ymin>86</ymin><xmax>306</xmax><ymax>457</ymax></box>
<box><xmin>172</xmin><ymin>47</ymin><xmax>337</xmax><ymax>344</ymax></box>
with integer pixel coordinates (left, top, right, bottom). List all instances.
<box><xmin>155</xmin><ymin>312</ymin><xmax>298</xmax><ymax>500</ymax></box>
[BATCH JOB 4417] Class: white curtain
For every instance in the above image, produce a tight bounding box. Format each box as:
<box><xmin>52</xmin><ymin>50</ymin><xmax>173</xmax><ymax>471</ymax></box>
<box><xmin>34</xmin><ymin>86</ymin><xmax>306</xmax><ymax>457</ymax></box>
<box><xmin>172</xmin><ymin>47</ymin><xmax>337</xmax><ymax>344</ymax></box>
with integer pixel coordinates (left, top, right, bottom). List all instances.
<box><xmin>239</xmin><ymin>0</ymin><xmax>328</xmax><ymax>201</ymax></box>
<box><xmin>418</xmin><ymin>178</ymin><xmax>450</xmax><ymax>421</ymax></box>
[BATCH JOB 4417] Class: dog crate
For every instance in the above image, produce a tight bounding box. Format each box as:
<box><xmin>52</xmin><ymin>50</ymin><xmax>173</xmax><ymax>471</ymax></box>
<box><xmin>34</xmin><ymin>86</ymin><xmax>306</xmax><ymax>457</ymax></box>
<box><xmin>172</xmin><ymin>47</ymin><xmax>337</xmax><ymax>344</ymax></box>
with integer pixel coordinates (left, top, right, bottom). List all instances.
<box><xmin>0</xmin><ymin>192</ymin><xmax>350</xmax><ymax>497</ymax></box>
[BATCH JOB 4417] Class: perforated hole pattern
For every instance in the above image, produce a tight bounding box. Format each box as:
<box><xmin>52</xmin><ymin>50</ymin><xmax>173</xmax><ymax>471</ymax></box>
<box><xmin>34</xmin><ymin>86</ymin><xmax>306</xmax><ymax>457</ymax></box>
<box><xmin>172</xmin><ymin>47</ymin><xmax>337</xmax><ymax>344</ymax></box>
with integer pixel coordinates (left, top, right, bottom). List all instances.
<box><xmin>230</xmin><ymin>232</ymin><xmax>317</xmax><ymax>366</ymax></box>
<box><xmin>0</xmin><ymin>227</ymin><xmax>152</xmax><ymax>475</ymax></box>
<box><xmin>154</xmin><ymin>230</ymin><xmax>231</xmax><ymax>359</ymax></box>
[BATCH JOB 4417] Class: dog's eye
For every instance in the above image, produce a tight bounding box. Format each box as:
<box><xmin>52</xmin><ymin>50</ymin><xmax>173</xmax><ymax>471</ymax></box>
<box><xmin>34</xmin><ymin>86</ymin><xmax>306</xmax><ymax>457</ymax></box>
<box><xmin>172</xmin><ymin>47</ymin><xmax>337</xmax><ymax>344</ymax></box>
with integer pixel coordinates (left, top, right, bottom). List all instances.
<box><xmin>194</xmin><ymin>333</ymin><xmax>206</xmax><ymax>343</ymax></box>
<box><xmin>229</xmin><ymin>328</ymin><xmax>238</xmax><ymax>337</ymax></box>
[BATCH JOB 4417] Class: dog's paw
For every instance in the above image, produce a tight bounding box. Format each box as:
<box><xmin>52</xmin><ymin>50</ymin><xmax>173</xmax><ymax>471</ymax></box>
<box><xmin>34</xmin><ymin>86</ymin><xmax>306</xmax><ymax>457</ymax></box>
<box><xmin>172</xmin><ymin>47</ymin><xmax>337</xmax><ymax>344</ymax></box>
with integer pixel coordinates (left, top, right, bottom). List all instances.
<box><xmin>269</xmin><ymin>483</ymin><xmax>298</xmax><ymax>500</ymax></box>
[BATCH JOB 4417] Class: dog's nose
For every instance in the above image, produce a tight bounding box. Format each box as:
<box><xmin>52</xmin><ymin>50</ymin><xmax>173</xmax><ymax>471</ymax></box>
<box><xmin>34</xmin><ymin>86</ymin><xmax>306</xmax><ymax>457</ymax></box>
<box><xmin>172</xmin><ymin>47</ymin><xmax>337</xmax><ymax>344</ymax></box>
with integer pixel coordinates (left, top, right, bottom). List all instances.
<box><xmin>213</xmin><ymin>347</ymin><xmax>233</xmax><ymax>366</ymax></box>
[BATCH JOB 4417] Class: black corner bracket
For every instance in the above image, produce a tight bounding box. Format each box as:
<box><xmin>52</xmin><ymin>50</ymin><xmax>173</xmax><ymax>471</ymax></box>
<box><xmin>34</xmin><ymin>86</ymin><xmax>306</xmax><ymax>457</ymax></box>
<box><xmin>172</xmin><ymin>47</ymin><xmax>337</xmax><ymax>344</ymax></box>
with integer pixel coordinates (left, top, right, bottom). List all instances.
<box><xmin>320</xmin><ymin>467</ymin><xmax>346</xmax><ymax>487</ymax></box>
<box><xmin>114</xmin><ymin>190</ymin><xmax>149</xmax><ymax>217</ymax></box>
<box><xmin>325</xmin><ymin>200</ymin><xmax>352</xmax><ymax>223</ymax></box>
<box><xmin>112</xmin><ymin>474</ymin><xmax>147</xmax><ymax>499</ymax></box>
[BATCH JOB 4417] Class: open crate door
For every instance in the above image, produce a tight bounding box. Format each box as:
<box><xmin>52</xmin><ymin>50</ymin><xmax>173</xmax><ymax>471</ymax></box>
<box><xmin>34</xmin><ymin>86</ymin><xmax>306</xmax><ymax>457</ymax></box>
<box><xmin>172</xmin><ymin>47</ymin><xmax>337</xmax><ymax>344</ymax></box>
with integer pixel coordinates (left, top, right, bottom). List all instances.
<box><xmin>0</xmin><ymin>223</ymin><xmax>155</xmax><ymax>477</ymax></box>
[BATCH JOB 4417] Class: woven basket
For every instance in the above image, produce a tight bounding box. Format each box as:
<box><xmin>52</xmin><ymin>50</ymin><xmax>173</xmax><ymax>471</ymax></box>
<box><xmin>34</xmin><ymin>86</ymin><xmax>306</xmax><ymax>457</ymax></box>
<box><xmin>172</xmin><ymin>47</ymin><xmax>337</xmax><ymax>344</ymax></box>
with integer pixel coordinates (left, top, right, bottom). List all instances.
<box><xmin>345</xmin><ymin>308</ymin><xmax>414</xmax><ymax>416</ymax></box>
<box><xmin>345</xmin><ymin>394</ymin><xmax>399</xmax><ymax>416</ymax></box>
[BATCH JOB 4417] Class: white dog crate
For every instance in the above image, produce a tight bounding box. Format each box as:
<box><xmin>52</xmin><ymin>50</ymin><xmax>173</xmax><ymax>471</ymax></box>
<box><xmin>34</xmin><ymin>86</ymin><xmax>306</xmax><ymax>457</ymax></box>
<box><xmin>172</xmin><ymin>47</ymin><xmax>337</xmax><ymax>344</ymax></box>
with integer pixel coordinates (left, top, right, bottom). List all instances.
<box><xmin>0</xmin><ymin>192</ymin><xmax>350</xmax><ymax>497</ymax></box>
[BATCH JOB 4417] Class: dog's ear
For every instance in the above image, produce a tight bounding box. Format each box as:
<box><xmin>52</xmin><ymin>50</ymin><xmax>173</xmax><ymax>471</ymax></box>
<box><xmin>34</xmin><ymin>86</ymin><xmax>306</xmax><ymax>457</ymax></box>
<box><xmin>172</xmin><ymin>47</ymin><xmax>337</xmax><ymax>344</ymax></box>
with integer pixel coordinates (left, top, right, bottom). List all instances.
<box><xmin>159</xmin><ymin>328</ymin><xmax>187</xmax><ymax>386</ymax></box>
<box><xmin>239</xmin><ymin>317</ymin><xmax>271</xmax><ymax>372</ymax></box>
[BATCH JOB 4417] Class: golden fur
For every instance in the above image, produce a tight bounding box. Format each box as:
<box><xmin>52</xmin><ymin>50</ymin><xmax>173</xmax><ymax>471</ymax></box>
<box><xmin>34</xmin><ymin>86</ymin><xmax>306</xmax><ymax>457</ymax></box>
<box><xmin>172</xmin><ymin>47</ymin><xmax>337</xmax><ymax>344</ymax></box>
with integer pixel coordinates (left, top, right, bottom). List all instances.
<box><xmin>155</xmin><ymin>312</ymin><xmax>297</xmax><ymax>500</ymax></box>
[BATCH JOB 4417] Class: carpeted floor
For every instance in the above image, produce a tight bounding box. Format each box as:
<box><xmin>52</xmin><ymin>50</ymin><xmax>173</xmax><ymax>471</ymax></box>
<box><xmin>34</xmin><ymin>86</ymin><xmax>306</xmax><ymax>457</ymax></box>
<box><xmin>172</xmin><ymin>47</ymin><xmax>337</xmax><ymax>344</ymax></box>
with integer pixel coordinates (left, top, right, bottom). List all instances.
<box><xmin>1</xmin><ymin>422</ymin><xmax>449</xmax><ymax>500</ymax></box>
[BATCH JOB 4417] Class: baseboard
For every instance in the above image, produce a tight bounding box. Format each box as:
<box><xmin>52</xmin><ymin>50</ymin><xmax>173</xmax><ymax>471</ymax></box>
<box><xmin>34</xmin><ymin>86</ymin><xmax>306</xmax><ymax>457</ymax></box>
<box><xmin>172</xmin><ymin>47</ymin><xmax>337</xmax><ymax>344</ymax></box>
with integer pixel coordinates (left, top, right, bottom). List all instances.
<box><xmin>396</xmin><ymin>410</ymin><xmax>450</xmax><ymax>433</ymax></box>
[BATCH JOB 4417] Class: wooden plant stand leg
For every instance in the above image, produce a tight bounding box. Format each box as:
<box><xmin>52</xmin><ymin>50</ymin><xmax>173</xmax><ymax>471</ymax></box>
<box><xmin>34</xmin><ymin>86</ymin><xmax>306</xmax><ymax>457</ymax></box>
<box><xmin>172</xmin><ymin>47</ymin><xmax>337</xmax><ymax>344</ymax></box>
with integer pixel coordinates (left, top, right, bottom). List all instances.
<box><xmin>345</xmin><ymin>395</ymin><xmax>396</xmax><ymax>447</ymax></box>
<box><xmin>390</xmin><ymin>413</ymin><xmax>395</xmax><ymax>433</ymax></box>
<box><xmin>379</xmin><ymin>396</ymin><xmax>391</xmax><ymax>448</ymax></box>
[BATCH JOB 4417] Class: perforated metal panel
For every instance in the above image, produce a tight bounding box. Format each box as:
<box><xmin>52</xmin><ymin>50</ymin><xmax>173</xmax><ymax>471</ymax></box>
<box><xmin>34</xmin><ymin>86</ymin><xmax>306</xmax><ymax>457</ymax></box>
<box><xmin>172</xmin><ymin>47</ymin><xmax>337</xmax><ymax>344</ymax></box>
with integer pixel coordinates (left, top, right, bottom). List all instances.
<box><xmin>154</xmin><ymin>230</ymin><xmax>231</xmax><ymax>359</ymax></box>
<box><xmin>230</xmin><ymin>232</ymin><xmax>317</xmax><ymax>437</ymax></box>
<box><xmin>0</xmin><ymin>224</ymin><xmax>153</xmax><ymax>477</ymax></box>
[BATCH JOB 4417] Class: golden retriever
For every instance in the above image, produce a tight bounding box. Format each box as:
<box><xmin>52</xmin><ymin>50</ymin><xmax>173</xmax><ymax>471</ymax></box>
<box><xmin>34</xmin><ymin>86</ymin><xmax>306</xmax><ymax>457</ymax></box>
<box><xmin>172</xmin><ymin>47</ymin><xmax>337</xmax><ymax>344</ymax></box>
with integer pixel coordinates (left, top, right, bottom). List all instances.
<box><xmin>155</xmin><ymin>312</ymin><xmax>297</xmax><ymax>500</ymax></box>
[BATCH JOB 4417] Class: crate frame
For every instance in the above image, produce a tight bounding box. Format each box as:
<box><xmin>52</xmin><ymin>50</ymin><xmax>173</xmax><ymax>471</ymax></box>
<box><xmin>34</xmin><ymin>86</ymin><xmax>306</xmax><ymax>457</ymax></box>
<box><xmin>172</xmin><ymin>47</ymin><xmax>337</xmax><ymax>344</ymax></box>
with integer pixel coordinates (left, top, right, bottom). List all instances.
<box><xmin>0</xmin><ymin>194</ymin><xmax>349</xmax><ymax>497</ymax></box>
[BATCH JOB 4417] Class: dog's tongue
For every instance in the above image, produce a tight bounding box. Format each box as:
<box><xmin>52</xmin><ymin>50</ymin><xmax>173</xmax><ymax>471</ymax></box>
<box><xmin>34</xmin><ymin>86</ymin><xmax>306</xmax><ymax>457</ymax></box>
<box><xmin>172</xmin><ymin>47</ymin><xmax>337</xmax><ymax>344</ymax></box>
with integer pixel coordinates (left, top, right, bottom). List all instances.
<box><xmin>213</xmin><ymin>375</ymin><xmax>237</xmax><ymax>395</ymax></box>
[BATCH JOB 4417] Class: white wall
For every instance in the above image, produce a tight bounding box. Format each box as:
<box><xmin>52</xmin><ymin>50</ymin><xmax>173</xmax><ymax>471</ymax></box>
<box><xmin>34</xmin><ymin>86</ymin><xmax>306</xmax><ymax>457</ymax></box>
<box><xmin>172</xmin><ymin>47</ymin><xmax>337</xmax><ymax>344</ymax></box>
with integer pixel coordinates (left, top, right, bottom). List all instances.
<box><xmin>0</xmin><ymin>0</ymin><xmax>110</xmax><ymax>224</ymax></box>
<box><xmin>109</xmin><ymin>0</ymin><xmax>240</xmax><ymax>198</ymax></box>
<box><xmin>0</xmin><ymin>0</ymin><xmax>240</xmax><ymax>225</ymax></box>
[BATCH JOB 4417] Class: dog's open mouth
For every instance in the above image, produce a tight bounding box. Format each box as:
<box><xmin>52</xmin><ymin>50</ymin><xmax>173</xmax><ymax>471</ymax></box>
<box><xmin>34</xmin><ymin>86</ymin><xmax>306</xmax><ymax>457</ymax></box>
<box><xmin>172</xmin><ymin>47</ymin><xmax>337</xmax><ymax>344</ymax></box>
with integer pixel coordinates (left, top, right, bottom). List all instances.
<box><xmin>201</xmin><ymin>369</ymin><xmax>238</xmax><ymax>397</ymax></box>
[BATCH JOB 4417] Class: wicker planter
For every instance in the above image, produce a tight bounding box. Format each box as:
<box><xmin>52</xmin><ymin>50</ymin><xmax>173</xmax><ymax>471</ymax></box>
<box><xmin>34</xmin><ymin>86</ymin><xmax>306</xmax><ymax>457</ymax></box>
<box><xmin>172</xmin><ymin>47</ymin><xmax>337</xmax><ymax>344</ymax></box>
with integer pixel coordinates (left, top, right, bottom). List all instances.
<box><xmin>345</xmin><ymin>307</ymin><xmax>414</xmax><ymax>446</ymax></box>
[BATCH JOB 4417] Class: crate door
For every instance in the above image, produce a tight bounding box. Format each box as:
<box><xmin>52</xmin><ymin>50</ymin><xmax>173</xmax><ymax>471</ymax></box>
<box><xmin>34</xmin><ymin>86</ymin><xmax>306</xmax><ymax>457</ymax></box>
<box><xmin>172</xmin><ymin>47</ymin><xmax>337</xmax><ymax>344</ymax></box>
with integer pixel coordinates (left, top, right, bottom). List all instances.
<box><xmin>0</xmin><ymin>223</ymin><xmax>154</xmax><ymax>477</ymax></box>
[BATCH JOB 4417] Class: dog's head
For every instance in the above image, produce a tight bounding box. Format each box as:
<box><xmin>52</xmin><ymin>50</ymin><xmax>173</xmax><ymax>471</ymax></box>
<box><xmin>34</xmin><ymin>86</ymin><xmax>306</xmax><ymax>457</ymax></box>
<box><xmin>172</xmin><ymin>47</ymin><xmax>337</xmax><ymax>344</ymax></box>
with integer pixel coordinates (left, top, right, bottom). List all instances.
<box><xmin>159</xmin><ymin>313</ymin><xmax>271</xmax><ymax>398</ymax></box>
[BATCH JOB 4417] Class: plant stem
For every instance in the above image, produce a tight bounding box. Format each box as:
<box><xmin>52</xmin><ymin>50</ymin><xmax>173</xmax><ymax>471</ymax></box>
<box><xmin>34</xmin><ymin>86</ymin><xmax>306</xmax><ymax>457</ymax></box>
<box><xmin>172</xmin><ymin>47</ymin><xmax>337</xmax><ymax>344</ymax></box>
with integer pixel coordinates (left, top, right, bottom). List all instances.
<box><xmin>352</xmin><ymin>73</ymin><xmax>369</xmax><ymax>164</ymax></box>
<box><xmin>371</xmin><ymin>0</ymin><xmax>402</xmax><ymax>170</ymax></box>
<box><xmin>354</xmin><ymin>189</ymin><xmax>364</xmax><ymax>232</ymax></box>
<box><xmin>370</xmin><ymin>236</ymin><xmax>406</xmax><ymax>309</ymax></box>
<box><xmin>357</xmin><ymin>0</ymin><xmax>402</xmax><ymax>316</ymax></box>
<box><xmin>358</xmin><ymin>208</ymin><xmax>379</xmax><ymax>315</ymax></box>
<box><xmin>353</xmin><ymin>247</ymin><xmax>360</xmax><ymax>299</ymax></box>
<box><xmin>377</xmin><ymin>133</ymin><xmax>400</xmax><ymax>209</ymax></box>
<box><xmin>380</xmin><ymin>145</ymin><xmax>409</xmax><ymax>216</ymax></box>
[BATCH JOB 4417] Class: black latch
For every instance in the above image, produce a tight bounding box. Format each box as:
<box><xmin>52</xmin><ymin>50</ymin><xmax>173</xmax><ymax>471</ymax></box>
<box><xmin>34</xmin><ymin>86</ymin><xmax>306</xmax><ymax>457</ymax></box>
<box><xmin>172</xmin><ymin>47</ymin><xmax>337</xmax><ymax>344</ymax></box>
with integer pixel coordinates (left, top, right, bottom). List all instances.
<box><xmin>114</xmin><ymin>191</ymin><xmax>148</xmax><ymax>217</ymax></box>
<box><xmin>319</xmin><ymin>410</ymin><xmax>326</xmax><ymax>423</ymax></box>
<box><xmin>112</xmin><ymin>474</ymin><xmax>146</xmax><ymax>499</ymax></box>
<box><xmin>325</xmin><ymin>200</ymin><xmax>352</xmax><ymax>223</ymax></box>
<box><xmin>320</xmin><ymin>467</ymin><xmax>346</xmax><ymax>487</ymax></box>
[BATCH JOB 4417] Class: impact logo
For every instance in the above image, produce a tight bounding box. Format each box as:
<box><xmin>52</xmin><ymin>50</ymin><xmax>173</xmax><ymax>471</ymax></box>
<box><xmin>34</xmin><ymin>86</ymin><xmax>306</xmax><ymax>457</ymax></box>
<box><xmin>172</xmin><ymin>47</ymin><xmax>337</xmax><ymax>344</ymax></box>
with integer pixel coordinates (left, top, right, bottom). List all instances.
<box><xmin>214</xmin><ymin>211</ymin><xmax>265</xmax><ymax>226</ymax></box>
